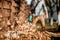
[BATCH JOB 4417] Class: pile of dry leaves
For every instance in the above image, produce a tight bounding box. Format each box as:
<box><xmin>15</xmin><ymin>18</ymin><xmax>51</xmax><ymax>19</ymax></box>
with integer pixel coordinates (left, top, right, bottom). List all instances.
<box><xmin>0</xmin><ymin>0</ymin><xmax>51</xmax><ymax>40</ymax></box>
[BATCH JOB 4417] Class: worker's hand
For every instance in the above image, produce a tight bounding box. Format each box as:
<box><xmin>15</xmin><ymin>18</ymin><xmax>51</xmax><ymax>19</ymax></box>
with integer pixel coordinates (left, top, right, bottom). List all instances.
<box><xmin>45</xmin><ymin>13</ymin><xmax>48</xmax><ymax>19</ymax></box>
<box><xmin>31</xmin><ymin>7</ymin><xmax>34</xmax><ymax>10</ymax></box>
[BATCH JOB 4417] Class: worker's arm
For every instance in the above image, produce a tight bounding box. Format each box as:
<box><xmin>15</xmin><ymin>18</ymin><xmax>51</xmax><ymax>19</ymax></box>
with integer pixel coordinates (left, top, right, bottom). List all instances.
<box><xmin>45</xmin><ymin>9</ymin><xmax>48</xmax><ymax>19</ymax></box>
<box><xmin>43</xmin><ymin>0</ymin><xmax>48</xmax><ymax>18</ymax></box>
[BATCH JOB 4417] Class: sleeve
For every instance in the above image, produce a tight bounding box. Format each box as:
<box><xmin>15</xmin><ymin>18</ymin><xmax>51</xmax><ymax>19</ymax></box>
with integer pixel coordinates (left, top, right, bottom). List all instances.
<box><xmin>43</xmin><ymin>0</ymin><xmax>47</xmax><ymax>10</ymax></box>
<box><xmin>30</xmin><ymin>0</ymin><xmax>35</xmax><ymax>7</ymax></box>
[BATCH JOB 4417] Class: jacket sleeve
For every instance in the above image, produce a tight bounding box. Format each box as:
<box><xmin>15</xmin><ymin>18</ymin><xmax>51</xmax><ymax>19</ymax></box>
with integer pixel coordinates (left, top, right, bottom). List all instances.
<box><xmin>43</xmin><ymin>0</ymin><xmax>47</xmax><ymax>11</ymax></box>
<box><xmin>30</xmin><ymin>0</ymin><xmax>34</xmax><ymax>7</ymax></box>
<box><xmin>30</xmin><ymin>0</ymin><xmax>37</xmax><ymax>8</ymax></box>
